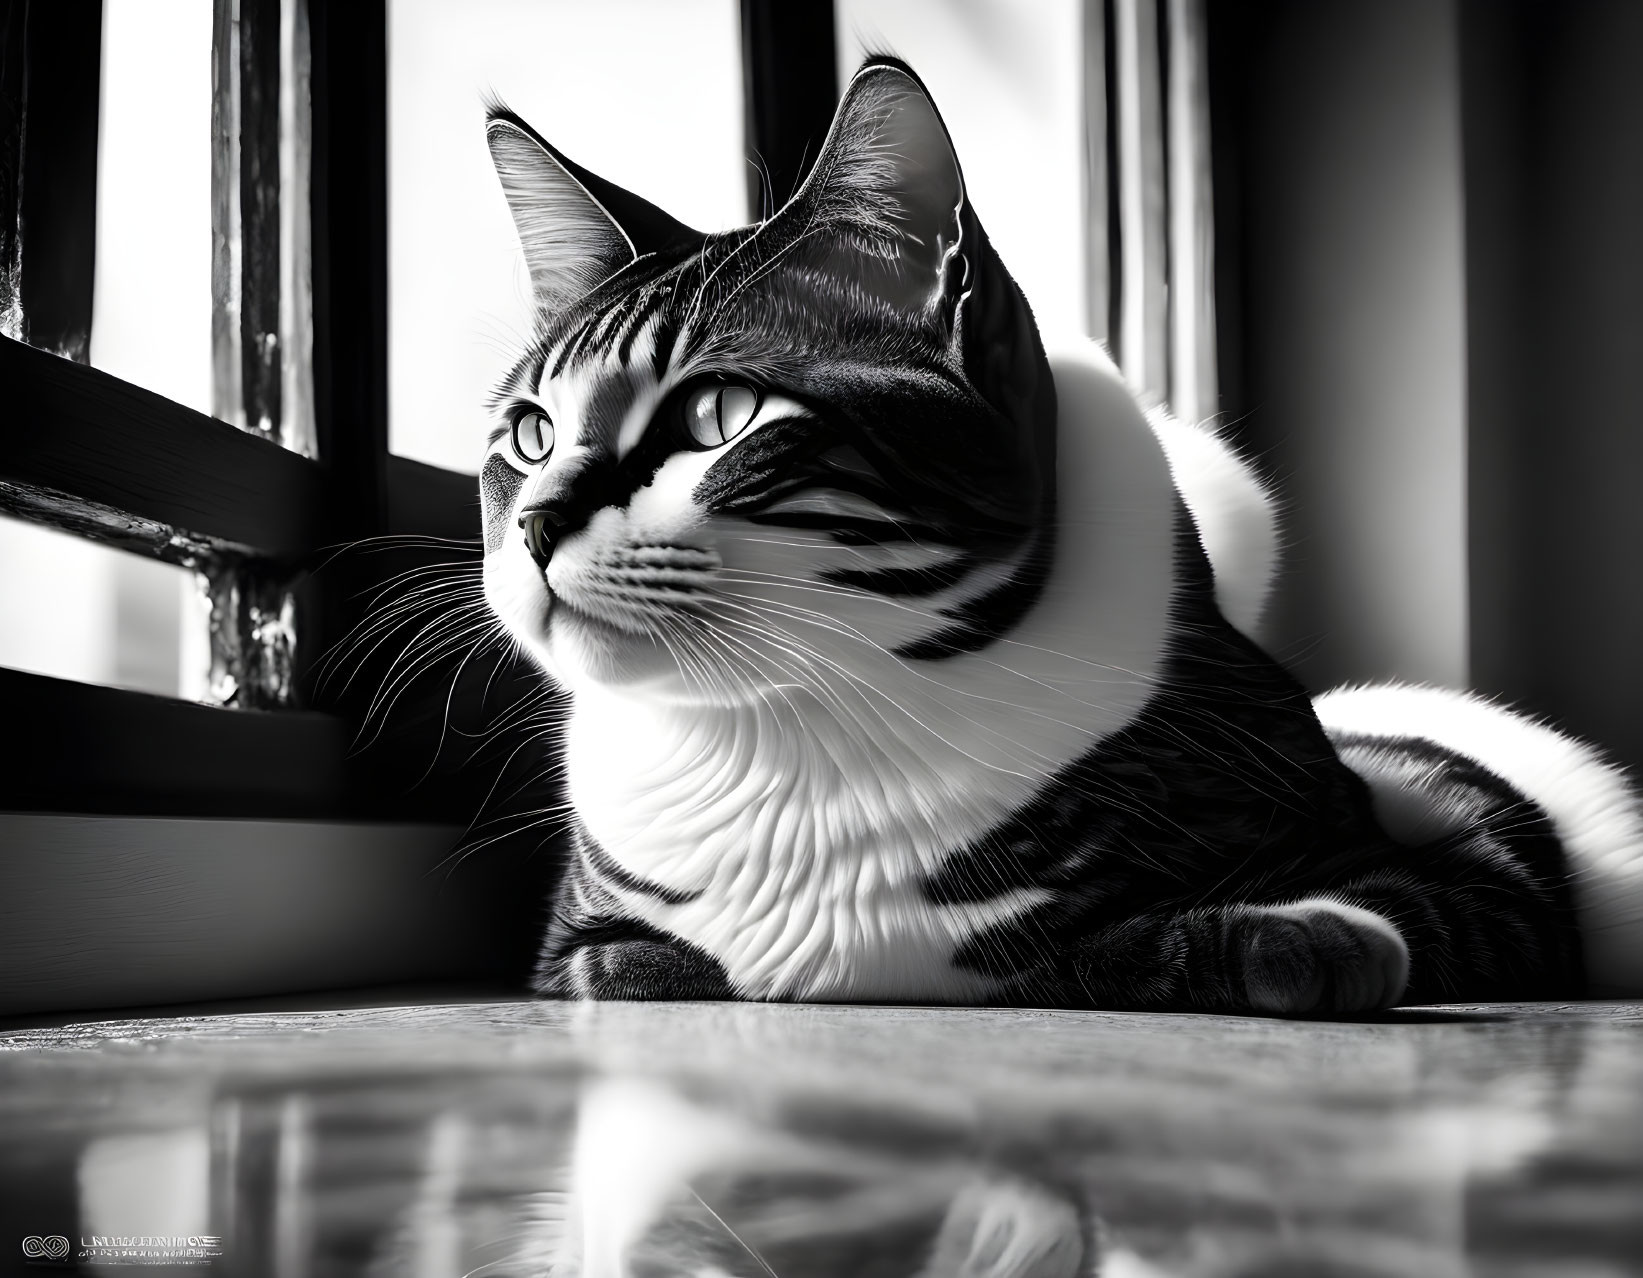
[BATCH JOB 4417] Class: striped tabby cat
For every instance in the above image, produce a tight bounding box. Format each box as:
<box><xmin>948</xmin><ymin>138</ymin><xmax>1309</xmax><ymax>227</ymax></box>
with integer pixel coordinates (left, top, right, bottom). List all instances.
<box><xmin>477</xmin><ymin>58</ymin><xmax>1643</xmax><ymax>1012</ymax></box>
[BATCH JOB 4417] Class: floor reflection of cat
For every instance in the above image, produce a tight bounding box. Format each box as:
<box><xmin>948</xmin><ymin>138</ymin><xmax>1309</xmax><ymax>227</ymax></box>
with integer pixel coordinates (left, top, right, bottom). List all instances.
<box><xmin>12</xmin><ymin>1003</ymin><xmax>1638</xmax><ymax>1278</ymax></box>
<box><xmin>493</xmin><ymin>1059</ymin><xmax>1560</xmax><ymax>1278</ymax></box>
<box><xmin>392</xmin><ymin>1023</ymin><xmax>1631</xmax><ymax>1275</ymax></box>
<box><xmin>540</xmin><ymin>1074</ymin><xmax>1092</xmax><ymax>1278</ymax></box>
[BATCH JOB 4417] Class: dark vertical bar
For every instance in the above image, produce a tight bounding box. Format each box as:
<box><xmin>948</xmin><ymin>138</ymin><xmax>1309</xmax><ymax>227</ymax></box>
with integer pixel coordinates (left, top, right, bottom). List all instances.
<box><xmin>739</xmin><ymin>0</ymin><xmax>837</xmax><ymax>220</ymax></box>
<box><xmin>305</xmin><ymin>0</ymin><xmax>387</xmax><ymax>724</ymax></box>
<box><xmin>240</xmin><ymin>0</ymin><xmax>282</xmax><ymax>439</ymax></box>
<box><xmin>308</xmin><ymin>0</ymin><xmax>387</xmax><ymax>543</ymax></box>
<box><xmin>1</xmin><ymin>0</ymin><xmax>27</xmax><ymax>337</ymax></box>
<box><xmin>6</xmin><ymin>0</ymin><xmax>102</xmax><ymax>362</ymax></box>
<box><xmin>1103</xmin><ymin>0</ymin><xmax>1123</xmax><ymax>352</ymax></box>
<box><xmin>1202</xmin><ymin>0</ymin><xmax>1252</xmax><ymax>439</ymax></box>
<box><xmin>1458</xmin><ymin>0</ymin><xmax>1529</xmax><ymax>717</ymax></box>
<box><xmin>1461</xmin><ymin>0</ymin><xmax>1643</xmax><ymax>771</ymax></box>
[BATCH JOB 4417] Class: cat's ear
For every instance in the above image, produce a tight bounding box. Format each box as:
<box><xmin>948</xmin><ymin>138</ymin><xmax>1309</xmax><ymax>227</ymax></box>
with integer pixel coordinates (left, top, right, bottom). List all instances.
<box><xmin>779</xmin><ymin>59</ymin><xmax>1052</xmax><ymax>444</ymax></box>
<box><xmin>778</xmin><ymin>59</ymin><xmax>967</xmax><ymax>322</ymax></box>
<box><xmin>486</xmin><ymin>106</ymin><xmax>702</xmax><ymax>314</ymax></box>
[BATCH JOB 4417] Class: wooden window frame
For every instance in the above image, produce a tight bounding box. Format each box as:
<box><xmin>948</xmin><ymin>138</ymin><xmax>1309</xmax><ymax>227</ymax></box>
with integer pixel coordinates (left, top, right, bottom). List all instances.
<box><xmin>1</xmin><ymin>2</ymin><xmax>464</xmax><ymax>815</ymax></box>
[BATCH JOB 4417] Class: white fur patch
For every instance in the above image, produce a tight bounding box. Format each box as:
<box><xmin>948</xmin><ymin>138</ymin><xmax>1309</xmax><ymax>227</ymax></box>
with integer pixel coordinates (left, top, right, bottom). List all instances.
<box><xmin>1314</xmin><ymin>683</ymin><xmax>1643</xmax><ymax>995</ymax></box>
<box><xmin>1144</xmin><ymin>406</ymin><xmax>1278</xmax><ymax>637</ymax></box>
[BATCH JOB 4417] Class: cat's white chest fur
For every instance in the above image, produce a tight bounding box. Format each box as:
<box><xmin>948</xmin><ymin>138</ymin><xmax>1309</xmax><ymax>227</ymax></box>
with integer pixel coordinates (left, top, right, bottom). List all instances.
<box><xmin>562</xmin><ymin>347</ymin><xmax>1189</xmax><ymax>1002</ymax></box>
<box><xmin>568</xmin><ymin>696</ymin><xmax>1056</xmax><ymax>1001</ymax></box>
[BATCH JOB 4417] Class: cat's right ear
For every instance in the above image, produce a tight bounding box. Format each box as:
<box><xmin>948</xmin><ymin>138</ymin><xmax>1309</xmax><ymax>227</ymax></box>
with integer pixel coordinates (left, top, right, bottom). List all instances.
<box><xmin>486</xmin><ymin>106</ymin><xmax>701</xmax><ymax>315</ymax></box>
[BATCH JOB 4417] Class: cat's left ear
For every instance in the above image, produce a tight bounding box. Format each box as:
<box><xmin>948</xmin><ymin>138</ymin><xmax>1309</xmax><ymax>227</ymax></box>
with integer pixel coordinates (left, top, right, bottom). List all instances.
<box><xmin>776</xmin><ymin>59</ymin><xmax>968</xmax><ymax>325</ymax></box>
<box><xmin>777</xmin><ymin>60</ymin><xmax>1050</xmax><ymax>433</ymax></box>
<box><xmin>487</xmin><ymin>106</ymin><xmax>703</xmax><ymax>315</ymax></box>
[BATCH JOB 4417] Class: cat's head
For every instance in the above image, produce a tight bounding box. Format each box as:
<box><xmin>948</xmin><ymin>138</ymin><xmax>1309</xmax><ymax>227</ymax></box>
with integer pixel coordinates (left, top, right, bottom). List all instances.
<box><xmin>480</xmin><ymin>58</ymin><xmax>1055</xmax><ymax>703</ymax></box>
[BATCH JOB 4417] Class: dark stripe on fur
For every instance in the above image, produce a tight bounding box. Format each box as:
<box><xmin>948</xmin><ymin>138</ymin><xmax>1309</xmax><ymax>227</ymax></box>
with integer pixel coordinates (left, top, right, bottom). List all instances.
<box><xmin>534</xmin><ymin>828</ymin><xmax>731</xmax><ymax>1000</ymax></box>
<box><xmin>583</xmin><ymin>835</ymin><xmax>703</xmax><ymax>905</ymax></box>
<box><xmin>747</xmin><ymin>510</ymin><xmax>935</xmax><ymax>544</ymax></box>
<box><xmin>893</xmin><ymin>526</ymin><xmax>1053</xmax><ymax>660</ymax></box>
<box><xmin>825</xmin><ymin>555</ymin><xmax>974</xmax><ymax>598</ymax></box>
<box><xmin>929</xmin><ymin>506</ymin><xmax>1586</xmax><ymax>1006</ymax></box>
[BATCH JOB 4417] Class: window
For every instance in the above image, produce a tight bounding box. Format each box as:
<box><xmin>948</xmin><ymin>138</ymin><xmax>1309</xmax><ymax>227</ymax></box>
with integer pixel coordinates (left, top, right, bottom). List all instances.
<box><xmin>1</xmin><ymin>0</ymin><xmax>529</xmax><ymax>1016</ymax></box>
<box><xmin>0</xmin><ymin>515</ymin><xmax>201</xmax><ymax>698</ymax></box>
<box><xmin>388</xmin><ymin>0</ymin><xmax>746</xmax><ymax>472</ymax></box>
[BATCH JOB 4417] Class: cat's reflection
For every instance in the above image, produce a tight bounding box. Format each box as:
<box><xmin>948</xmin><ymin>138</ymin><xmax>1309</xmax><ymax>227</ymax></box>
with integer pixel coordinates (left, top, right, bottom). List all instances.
<box><xmin>405</xmin><ymin>1021</ymin><xmax>1618</xmax><ymax>1278</ymax></box>
<box><xmin>531</xmin><ymin>1073</ymin><xmax>1098</xmax><ymax>1278</ymax></box>
<box><xmin>53</xmin><ymin>1009</ymin><xmax>1613</xmax><ymax>1277</ymax></box>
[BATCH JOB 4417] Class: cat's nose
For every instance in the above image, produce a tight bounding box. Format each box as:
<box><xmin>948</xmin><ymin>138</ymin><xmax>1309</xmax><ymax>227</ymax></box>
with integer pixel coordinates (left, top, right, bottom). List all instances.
<box><xmin>519</xmin><ymin>507</ymin><xmax>569</xmax><ymax>568</ymax></box>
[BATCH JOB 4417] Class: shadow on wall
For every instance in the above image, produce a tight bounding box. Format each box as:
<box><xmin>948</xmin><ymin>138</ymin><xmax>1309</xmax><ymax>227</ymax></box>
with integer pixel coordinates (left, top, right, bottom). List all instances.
<box><xmin>1212</xmin><ymin>0</ymin><xmax>1643</xmax><ymax>773</ymax></box>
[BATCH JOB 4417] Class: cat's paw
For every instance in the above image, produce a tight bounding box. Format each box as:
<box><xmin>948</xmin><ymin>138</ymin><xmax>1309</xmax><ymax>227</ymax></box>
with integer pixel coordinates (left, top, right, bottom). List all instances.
<box><xmin>1241</xmin><ymin>899</ymin><xmax>1409</xmax><ymax>1014</ymax></box>
<box><xmin>534</xmin><ymin>930</ymin><xmax>735</xmax><ymax>1001</ymax></box>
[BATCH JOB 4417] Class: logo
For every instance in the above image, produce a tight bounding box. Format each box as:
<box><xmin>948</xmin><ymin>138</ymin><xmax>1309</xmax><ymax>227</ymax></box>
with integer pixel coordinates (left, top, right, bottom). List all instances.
<box><xmin>22</xmin><ymin>1234</ymin><xmax>224</xmax><ymax>1266</ymax></box>
<box><xmin>21</xmin><ymin>1237</ymin><xmax>70</xmax><ymax>1260</ymax></box>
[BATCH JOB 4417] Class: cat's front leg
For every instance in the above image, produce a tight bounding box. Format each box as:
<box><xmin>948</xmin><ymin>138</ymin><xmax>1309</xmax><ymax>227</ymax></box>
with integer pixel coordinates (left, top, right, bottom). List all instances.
<box><xmin>533</xmin><ymin>915</ymin><xmax>736</xmax><ymax>1001</ymax></box>
<box><xmin>1000</xmin><ymin>897</ymin><xmax>1409</xmax><ymax>1014</ymax></box>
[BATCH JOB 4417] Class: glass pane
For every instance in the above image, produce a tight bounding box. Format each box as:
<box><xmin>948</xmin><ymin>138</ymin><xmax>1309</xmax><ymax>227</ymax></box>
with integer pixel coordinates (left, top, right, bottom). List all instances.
<box><xmin>87</xmin><ymin>0</ymin><xmax>314</xmax><ymax>451</ymax></box>
<box><xmin>89</xmin><ymin>0</ymin><xmax>214</xmax><ymax>414</ymax></box>
<box><xmin>835</xmin><ymin>0</ymin><xmax>1086</xmax><ymax>338</ymax></box>
<box><xmin>0</xmin><ymin>516</ymin><xmax>204</xmax><ymax>700</ymax></box>
<box><xmin>388</xmin><ymin>0</ymin><xmax>745</xmax><ymax>473</ymax></box>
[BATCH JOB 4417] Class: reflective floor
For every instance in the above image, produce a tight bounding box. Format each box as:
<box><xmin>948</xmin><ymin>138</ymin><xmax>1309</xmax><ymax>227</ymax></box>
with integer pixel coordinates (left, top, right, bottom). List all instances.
<box><xmin>1</xmin><ymin>999</ymin><xmax>1641</xmax><ymax>1276</ymax></box>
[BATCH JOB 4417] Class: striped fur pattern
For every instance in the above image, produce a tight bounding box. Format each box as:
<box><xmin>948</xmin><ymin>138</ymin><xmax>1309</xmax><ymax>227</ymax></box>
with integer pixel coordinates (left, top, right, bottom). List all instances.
<box><xmin>478</xmin><ymin>58</ymin><xmax>1643</xmax><ymax>1011</ymax></box>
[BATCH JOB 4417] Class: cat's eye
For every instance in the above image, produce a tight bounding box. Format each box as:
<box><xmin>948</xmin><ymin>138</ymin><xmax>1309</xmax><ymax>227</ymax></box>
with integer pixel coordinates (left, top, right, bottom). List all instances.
<box><xmin>686</xmin><ymin>383</ymin><xmax>761</xmax><ymax>448</ymax></box>
<box><xmin>511</xmin><ymin>408</ymin><xmax>554</xmax><ymax>463</ymax></box>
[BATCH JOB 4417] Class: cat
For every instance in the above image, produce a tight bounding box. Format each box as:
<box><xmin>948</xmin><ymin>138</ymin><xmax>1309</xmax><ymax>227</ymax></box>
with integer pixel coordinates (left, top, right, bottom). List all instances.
<box><xmin>475</xmin><ymin>56</ymin><xmax>1643</xmax><ymax>1013</ymax></box>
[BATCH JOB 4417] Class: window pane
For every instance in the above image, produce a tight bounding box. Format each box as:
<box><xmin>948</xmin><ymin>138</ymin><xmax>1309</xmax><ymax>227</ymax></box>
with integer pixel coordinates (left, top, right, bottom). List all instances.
<box><xmin>388</xmin><ymin>0</ymin><xmax>745</xmax><ymax>473</ymax></box>
<box><xmin>835</xmin><ymin>0</ymin><xmax>1086</xmax><ymax>338</ymax></box>
<box><xmin>88</xmin><ymin>0</ymin><xmax>314</xmax><ymax>451</ymax></box>
<box><xmin>89</xmin><ymin>0</ymin><xmax>213</xmax><ymax>414</ymax></box>
<box><xmin>0</xmin><ymin>516</ymin><xmax>203</xmax><ymax>700</ymax></box>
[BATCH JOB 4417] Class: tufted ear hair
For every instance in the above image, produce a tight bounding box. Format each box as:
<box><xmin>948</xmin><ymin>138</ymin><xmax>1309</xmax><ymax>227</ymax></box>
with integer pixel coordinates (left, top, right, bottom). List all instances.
<box><xmin>486</xmin><ymin>105</ymin><xmax>703</xmax><ymax>316</ymax></box>
<box><xmin>771</xmin><ymin>59</ymin><xmax>967</xmax><ymax>325</ymax></box>
<box><xmin>775</xmin><ymin>58</ymin><xmax>1050</xmax><ymax>440</ymax></box>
